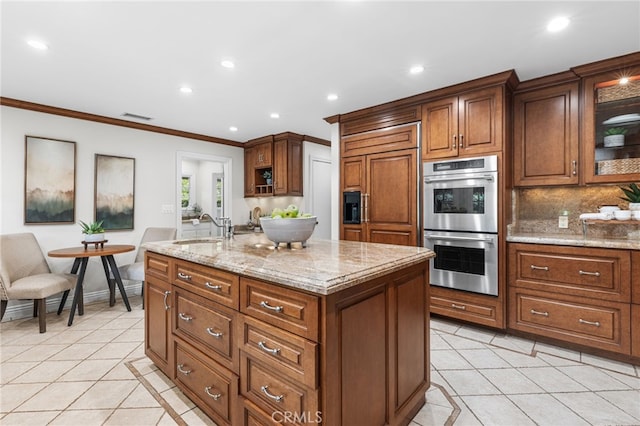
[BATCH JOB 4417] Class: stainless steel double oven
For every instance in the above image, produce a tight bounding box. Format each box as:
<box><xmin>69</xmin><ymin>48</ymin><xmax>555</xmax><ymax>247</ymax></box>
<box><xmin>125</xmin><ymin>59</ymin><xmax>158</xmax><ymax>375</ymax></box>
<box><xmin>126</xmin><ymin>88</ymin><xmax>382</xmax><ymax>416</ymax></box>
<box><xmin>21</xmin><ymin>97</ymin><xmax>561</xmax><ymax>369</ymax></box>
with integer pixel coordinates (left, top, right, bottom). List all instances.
<box><xmin>423</xmin><ymin>155</ymin><xmax>498</xmax><ymax>296</ymax></box>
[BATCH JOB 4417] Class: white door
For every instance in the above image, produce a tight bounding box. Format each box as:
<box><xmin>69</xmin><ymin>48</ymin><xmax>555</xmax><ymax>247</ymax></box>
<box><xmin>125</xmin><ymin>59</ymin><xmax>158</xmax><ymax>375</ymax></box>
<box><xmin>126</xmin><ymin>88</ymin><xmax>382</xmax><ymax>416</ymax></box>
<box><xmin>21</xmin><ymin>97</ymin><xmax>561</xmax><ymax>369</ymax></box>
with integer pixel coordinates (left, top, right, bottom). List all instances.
<box><xmin>309</xmin><ymin>157</ymin><xmax>332</xmax><ymax>240</ymax></box>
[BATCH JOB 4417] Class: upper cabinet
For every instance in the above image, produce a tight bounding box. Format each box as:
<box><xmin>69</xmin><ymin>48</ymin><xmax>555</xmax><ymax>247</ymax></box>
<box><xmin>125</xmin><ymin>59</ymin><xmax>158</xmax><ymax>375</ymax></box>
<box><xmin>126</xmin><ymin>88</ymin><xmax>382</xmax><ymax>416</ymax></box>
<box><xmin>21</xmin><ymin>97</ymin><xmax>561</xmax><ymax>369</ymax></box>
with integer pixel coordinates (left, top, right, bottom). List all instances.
<box><xmin>420</xmin><ymin>71</ymin><xmax>518</xmax><ymax>160</ymax></box>
<box><xmin>575</xmin><ymin>52</ymin><xmax>640</xmax><ymax>184</ymax></box>
<box><xmin>422</xmin><ymin>87</ymin><xmax>503</xmax><ymax>159</ymax></box>
<box><xmin>512</xmin><ymin>72</ymin><xmax>580</xmax><ymax>186</ymax></box>
<box><xmin>244</xmin><ymin>132</ymin><xmax>307</xmax><ymax>198</ymax></box>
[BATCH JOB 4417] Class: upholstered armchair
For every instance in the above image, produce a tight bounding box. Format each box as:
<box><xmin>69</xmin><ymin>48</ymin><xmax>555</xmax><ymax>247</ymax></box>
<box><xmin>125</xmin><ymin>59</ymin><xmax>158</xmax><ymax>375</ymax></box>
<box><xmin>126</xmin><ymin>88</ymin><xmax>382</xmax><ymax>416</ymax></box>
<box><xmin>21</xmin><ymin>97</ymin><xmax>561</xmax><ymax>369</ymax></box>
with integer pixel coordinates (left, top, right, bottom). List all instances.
<box><xmin>115</xmin><ymin>227</ymin><xmax>176</xmax><ymax>308</ymax></box>
<box><xmin>0</xmin><ymin>233</ymin><xmax>78</xmax><ymax>333</ymax></box>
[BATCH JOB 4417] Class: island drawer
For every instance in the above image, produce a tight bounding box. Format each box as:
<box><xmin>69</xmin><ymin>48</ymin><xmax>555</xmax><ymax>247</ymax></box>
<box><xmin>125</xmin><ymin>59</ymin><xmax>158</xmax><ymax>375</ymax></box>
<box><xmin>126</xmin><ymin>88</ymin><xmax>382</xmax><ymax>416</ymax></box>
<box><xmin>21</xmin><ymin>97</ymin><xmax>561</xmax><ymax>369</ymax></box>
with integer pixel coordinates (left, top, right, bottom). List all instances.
<box><xmin>509</xmin><ymin>243</ymin><xmax>631</xmax><ymax>302</ymax></box>
<box><xmin>240</xmin><ymin>352</ymin><xmax>319</xmax><ymax>419</ymax></box>
<box><xmin>240</xmin><ymin>277</ymin><xmax>319</xmax><ymax>342</ymax></box>
<box><xmin>175</xmin><ymin>339</ymin><xmax>238</xmax><ymax>425</ymax></box>
<box><xmin>240</xmin><ymin>315</ymin><xmax>318</xmax><ymax>389</ymax></box>
<box><xmin>174</xmin><ymin>260</ymin><xmax>239</xmax><ymax>309</ymax></box>
<box><xmin>145</xmin><ymin>252</ymin><xmax>172</xmax><ymax>281</ymax></box>
<box><xmin>509</xmin><ymin>288</ymin><xmax>631</xmax><ymax>354</ymax></box>
<box><xmin>173</xmin><ymin>287</ymin><xmax>238</xmax><ymax>373</ymax></box>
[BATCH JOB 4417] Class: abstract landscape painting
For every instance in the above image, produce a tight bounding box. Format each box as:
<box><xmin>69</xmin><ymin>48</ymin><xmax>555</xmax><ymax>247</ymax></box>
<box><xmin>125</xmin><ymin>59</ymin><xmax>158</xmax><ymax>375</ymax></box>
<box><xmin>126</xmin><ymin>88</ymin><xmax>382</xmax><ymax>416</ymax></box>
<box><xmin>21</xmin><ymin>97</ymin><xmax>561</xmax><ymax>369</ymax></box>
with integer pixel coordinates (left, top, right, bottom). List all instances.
<box><xmin>24</xmin><ymin>136</ymin><xmax>76</xmax><ymax>224</ymax></box>
<box><xmin>95</xmin><ymin>154</ymin><xmax>135</xmax><ymax>230</ymax></box>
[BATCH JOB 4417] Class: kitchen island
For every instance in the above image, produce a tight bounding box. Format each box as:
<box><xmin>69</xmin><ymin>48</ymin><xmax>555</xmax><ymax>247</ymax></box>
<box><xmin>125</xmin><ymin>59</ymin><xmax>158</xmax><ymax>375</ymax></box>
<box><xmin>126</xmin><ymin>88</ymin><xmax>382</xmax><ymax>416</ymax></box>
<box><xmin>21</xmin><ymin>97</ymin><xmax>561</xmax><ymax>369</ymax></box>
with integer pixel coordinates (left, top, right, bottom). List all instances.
<box><xmin>143</xmin><ymin>234</ymin><xmax>434</xmax><ymax>425</ymax></box>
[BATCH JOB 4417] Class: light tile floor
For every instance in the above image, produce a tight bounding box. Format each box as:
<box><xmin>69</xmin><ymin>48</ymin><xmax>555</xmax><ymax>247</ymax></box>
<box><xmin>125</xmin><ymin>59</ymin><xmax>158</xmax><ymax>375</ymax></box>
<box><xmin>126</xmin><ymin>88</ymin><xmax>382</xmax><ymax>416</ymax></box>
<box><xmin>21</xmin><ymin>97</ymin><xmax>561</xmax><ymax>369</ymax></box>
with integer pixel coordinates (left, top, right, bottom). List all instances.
<box><xmin>1</xmin><ymin>297</ymin><xmax>639</xmax><ymax>425</ymax></box>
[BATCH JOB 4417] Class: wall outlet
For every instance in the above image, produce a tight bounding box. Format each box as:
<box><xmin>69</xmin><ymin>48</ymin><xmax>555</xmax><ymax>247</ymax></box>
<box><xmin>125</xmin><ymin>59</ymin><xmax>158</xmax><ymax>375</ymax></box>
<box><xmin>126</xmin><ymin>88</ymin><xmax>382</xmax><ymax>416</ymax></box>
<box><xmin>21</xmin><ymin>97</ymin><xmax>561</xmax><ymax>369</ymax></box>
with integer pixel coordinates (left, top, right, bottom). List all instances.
<box><xmin>558</xmin><ymin>215</ymin><xmax>569</xmax><ymax>228</ymax></box>
<box><xmin>161</xmin><ymin>204</ymin><xmax>174</xmax><ymax>214</ymax></box>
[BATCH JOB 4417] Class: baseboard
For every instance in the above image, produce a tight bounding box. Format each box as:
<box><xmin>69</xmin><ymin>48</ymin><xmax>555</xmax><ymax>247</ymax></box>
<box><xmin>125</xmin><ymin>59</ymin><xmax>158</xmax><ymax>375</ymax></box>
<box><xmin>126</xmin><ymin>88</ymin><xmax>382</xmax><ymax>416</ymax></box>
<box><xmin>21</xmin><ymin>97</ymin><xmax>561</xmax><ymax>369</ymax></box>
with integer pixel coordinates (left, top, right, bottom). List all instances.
<box><xmin>1</xmin><ymin>282</ymin><xmax>143</xmax><ymax>322</ymax></box>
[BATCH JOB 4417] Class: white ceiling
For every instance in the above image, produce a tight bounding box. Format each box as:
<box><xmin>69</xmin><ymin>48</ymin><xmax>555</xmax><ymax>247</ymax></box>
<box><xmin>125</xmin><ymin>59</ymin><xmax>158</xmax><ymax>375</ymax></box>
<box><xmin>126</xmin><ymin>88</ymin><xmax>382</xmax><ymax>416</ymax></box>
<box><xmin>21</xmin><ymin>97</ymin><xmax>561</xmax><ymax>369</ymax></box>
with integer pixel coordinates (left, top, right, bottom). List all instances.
<box><xmin>2</xmin><ymin>1</ymin><xmax>639</xmax><ymax>143</ymax></box>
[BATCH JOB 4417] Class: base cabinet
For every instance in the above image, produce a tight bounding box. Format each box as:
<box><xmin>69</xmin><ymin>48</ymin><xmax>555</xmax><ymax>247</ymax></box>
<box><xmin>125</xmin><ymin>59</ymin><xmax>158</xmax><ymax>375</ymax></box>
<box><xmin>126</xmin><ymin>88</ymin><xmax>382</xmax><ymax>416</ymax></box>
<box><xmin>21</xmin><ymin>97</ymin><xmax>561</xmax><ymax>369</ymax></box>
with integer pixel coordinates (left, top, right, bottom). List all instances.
<box><xmin>430</xmin><ymin>286</ymin><xmax>503</xmax><ymax>329</ymax></box>
<box><xmin>145</xmin><ymin>252</ymin><xmax>430</xmax><ymax>425</ymax></box>
<box><xmin>508</xmin><ymin>243</ymin><xmax>635</xmax><ymax>358</ymax></box>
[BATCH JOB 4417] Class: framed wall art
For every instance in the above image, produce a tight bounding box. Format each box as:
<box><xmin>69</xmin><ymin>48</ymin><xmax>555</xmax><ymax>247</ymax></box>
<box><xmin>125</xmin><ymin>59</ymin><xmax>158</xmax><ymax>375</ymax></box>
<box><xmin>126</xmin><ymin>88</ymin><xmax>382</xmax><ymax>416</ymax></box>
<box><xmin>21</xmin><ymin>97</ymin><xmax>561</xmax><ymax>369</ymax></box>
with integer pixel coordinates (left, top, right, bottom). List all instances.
<box><xmin>94</xmin><ymin>154</ymin><xmax>135</xmax><ymax>230</ymax></box>
<box><xmin>24</xmin><ymin>136</ymin><xmax>76</xmax><ymax>224</ymax></box>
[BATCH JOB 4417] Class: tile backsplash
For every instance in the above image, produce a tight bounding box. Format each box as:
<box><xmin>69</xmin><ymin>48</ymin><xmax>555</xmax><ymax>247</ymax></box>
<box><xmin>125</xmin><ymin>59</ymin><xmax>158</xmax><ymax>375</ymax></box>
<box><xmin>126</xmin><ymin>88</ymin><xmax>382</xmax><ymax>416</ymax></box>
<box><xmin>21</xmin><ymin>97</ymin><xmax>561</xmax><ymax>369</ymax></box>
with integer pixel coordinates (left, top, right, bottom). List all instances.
<box><xmin>512</xmin><ymin>185</ymin><xmax>639</xmax><ymax>238</ymax></box>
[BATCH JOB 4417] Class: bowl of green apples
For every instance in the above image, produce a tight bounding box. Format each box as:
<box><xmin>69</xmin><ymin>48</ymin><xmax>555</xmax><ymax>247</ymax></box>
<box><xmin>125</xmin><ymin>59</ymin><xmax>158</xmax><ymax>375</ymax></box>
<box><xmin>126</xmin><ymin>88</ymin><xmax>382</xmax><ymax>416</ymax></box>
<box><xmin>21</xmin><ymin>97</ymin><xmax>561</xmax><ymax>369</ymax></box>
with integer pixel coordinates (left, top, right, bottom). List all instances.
<box><xmin>260</xmin><ymin>205</ymin><xmax>317</xmax><ymax>247</ymax></box>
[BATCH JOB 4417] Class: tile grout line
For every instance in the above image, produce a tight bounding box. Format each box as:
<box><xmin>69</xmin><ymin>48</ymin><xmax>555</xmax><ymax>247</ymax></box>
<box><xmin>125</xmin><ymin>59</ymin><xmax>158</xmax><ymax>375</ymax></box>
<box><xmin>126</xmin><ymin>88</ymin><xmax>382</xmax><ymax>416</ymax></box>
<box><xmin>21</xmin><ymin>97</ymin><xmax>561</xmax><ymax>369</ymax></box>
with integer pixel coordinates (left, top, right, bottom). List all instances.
<box><xmin>124</xmin><ymin>357</ymin><xmax>187</xmax><ymax>426</ymax></box>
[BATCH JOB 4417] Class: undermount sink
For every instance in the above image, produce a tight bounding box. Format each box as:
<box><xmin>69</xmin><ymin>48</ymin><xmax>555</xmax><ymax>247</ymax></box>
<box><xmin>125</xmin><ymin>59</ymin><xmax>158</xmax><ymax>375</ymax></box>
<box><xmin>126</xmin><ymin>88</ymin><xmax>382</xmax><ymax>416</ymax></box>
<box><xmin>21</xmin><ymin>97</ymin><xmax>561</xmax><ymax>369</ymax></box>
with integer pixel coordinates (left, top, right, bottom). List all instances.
<box><xmin>172</xmin><ymin>238</ymin><xmax>223</xmax><ymax>245</ymax></box>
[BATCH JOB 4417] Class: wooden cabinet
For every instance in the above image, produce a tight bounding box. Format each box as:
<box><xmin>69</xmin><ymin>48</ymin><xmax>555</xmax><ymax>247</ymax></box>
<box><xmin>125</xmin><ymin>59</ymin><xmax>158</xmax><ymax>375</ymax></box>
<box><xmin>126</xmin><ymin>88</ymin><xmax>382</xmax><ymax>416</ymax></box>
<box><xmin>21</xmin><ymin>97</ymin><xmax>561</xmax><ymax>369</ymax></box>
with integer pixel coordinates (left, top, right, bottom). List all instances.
<box><xmin>574</xmin><ymin>52</ymin><xmax>640</xmax><ymax>184</ymax></box>
<box><xmin>244</xmin><ymin>132</ymin><xmax>304</xmax><ymax>197</ymax></box>
<box><xmin>508</xmin><ymin>243</ymin><xmax>633</xmax><ymax>356</ymax></box>
<box><xmin>422</xmin><ymin>86</ymin><xmax>504</xmax><ymax>159</ymax></box>
<box><xmin>146</xmin><ymin>250</ymin><xmax>431</xmax><ymax>425</ymax></box>
<box><xmin>513</xmin><ymin>74</ymin><xmax>580</xmax><ymax>186</ymax></box>
<box><xmin>273</xmin><ymin>133</ymin><xmax>303</xmax><ymax>196</ymax></box>
<box><xmin>430</xmin><ymin>287</ymin><xmax>503</xmax><ymax>328</ymax></box>
<box><xmin>632</xmin><ymin>251</ymin><xmax>640</xmax><ymax>358</ymax></box>
<box><xmin>340</xmin><ymin>124</ymin><xmax>419</xmax><ymax>246</ymax></box>
<box><xmin>144</xmin><ymin>274</ymin><xmax>173</xmax><ymax>377</ymax></box>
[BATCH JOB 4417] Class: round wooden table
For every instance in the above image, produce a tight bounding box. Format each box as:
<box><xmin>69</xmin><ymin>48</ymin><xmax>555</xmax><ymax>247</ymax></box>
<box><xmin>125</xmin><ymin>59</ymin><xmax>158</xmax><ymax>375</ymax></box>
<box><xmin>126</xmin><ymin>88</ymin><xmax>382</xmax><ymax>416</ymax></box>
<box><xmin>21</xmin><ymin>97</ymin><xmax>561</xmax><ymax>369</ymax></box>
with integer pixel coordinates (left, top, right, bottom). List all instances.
<box><xmin>48</xmin><ymin>244</ymin><xmax>135</xmax><ymax>326</ymax></box>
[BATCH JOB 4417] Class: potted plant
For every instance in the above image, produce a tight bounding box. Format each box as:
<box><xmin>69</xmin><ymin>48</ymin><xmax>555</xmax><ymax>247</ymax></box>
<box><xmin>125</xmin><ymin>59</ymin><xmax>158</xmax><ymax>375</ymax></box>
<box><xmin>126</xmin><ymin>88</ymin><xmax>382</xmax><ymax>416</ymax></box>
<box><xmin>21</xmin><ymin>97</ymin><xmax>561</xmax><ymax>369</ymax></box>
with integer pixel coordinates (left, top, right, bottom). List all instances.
<box><xmin>79</xmin><ymin>220</ymin><xmax>105</xmax><ymax>242</ymax></box>
<box><xmin>262</xmin><ymin>170</ymin><xmax>272</xmax><ymax>185</ymax></box>
<box><xmin>619</xmin><ymin>183</ymin><xmax>640</xmax><ymax>211</ymax></box>
<box><xmin>603</xmin><ymin>127</ymin><xmax>628</xmax><ymax>148</ymax></box>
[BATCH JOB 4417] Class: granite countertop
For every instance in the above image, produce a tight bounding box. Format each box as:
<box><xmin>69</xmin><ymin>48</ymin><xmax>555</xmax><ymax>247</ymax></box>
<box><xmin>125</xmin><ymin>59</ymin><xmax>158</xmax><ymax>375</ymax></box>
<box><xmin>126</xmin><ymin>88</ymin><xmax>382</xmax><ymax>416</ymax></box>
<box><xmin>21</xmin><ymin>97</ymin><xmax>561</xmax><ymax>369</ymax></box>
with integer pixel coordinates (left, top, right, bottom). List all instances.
<box><xmin>143</xmin><ymin>234</ymin><xmax>434</xmax><ymax>295</ymax></box>
<box><xmin>507</xmin><ymin>232</ymin><xmax>640</xmax><ymax>250</ymax></box>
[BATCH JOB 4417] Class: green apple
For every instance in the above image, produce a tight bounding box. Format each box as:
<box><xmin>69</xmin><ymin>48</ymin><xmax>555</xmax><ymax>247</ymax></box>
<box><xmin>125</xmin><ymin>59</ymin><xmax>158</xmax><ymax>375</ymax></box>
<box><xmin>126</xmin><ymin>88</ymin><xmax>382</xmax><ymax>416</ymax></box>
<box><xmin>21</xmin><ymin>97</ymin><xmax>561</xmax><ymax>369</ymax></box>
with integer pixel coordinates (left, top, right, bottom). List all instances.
<box><xmin>272</xmin><ymin>214</ymin><xmax>282</xmax><ymax>219</ymax></box>
<box><xmin>285</xmin><ymin>204</ymin><xmax>299</xmax><ymax>217</ymax></box>
<box><xmin>271</xmin><ymin>208</ymin><xmax>284</xmax><ymax>218</ymax></box>
<box><xmin>283</xmin><ymin>210</ymin><xmax>295</xmax><ymax>218</ymax></box>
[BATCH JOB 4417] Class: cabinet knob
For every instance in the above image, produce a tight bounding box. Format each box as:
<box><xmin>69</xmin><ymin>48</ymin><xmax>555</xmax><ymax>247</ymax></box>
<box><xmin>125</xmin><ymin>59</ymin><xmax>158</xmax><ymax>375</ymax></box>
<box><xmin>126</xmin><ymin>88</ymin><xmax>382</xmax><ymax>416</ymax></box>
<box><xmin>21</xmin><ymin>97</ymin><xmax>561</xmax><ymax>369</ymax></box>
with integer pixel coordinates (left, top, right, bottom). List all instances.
<box><xmin>572</xmin><ymin>160</ymin><xmax>577</xmax><ymax>176</ymax></box>
<box><xmin>459</xmin><ymin>134</ymin><xmax>464</xmax><ymax>148</ymax></box>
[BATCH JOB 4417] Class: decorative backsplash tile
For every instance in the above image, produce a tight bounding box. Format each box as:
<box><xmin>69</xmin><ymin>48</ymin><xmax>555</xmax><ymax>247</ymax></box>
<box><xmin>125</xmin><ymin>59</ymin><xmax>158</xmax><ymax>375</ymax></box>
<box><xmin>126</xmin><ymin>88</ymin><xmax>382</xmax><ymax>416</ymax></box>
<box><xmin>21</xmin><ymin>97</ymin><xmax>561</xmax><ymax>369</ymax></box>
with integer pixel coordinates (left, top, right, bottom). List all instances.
<box><xmin>512</xmin><ymin>186</ymin><xmax>639</xmax><ymax>238</ymax></box>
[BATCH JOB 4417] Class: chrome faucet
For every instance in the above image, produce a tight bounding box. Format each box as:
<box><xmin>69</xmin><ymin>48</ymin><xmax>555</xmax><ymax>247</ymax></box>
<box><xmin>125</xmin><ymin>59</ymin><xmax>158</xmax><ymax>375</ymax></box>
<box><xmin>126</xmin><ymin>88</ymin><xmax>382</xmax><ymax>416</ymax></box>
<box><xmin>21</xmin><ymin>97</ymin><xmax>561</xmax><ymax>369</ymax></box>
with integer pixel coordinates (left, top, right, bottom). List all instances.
<box><xmin>199</xmin><ymin>213</ymin><xmax>233</xmax><ymax>239</ymax></box>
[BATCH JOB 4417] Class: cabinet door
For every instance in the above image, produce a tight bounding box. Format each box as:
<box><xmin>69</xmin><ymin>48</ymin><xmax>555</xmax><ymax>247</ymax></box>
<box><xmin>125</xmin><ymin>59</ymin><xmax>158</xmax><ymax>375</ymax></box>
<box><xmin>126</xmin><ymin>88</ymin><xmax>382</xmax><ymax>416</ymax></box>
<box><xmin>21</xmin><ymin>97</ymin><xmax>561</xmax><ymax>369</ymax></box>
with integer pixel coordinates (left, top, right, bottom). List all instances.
<box><xmin>458</xmin><ymin>86</ymin><xmax>502</xmax><ymax>155</ymax></box>
<box><xmin>366</xmin><ymin>149</ymin><xmax>418</xmax><ymax>246</ymax></box>
<box><xmin>513</xmin><ymin>82</ymin><xmax>579</xmax><ymax>186</ymax></box>
<box><xmin>145</xmin><ymin>275</ymin><xmax>173</xmax><ymax>377</ymax></box>
<box><xmin>244</xmin><ymin>147</ymin><xmax>255</xmax><ymax>197</ymax></box>
<box><xmin>273</xmin><ymin>138</ymin><xmax>303</xmax><ymax>196</ymax></box>
<box><xmin>253</xmin><ymin>142</ymin><xmax>272</xmax><ymax>167</ymax></box>
<box><xmin>422</xmin><ymin>96</ymin><xmax>458</xmax><ymax>159</ymax></box>
<box><xmin>581</xmin><ymin>71</ymin><xmax>640</xmax><ymax>184</ymax></box>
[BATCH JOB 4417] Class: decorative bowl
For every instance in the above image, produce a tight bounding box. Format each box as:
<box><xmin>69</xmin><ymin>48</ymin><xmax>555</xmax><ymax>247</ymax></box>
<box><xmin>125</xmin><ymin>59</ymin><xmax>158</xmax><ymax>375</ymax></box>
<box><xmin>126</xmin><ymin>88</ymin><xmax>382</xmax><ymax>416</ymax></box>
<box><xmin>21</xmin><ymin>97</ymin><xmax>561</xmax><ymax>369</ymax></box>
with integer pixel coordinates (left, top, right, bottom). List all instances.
<box><xmin>259</xmin><ymin>217</ymin><xmax>317</xmax><ymax>247</ymax></box>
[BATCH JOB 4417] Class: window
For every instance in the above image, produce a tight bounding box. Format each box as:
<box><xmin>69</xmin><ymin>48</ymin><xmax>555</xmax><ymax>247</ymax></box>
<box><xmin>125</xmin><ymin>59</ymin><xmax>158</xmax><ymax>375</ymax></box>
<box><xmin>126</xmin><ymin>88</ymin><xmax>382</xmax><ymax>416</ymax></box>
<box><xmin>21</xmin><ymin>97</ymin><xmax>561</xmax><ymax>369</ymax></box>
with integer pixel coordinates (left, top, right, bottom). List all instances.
<box><xmin>181</xmin><ymin>176</ymin><xmax>191</xmax><ymax>208</ymax></box>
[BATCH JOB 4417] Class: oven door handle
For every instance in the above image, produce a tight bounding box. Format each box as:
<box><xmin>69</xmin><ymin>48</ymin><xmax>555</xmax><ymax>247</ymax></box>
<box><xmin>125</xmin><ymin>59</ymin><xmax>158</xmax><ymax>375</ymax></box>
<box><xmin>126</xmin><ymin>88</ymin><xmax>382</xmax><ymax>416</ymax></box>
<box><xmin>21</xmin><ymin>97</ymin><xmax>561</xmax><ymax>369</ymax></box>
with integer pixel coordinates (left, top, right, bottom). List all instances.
<box><xmin>424</xmin><ymin>175</ymin><xmax>494</xmax><ymax>184</ymax></box>
<box><xmin>425</xmin><ymin>234</ymin><xmax>495</xmax><ymax>244</ymax></box>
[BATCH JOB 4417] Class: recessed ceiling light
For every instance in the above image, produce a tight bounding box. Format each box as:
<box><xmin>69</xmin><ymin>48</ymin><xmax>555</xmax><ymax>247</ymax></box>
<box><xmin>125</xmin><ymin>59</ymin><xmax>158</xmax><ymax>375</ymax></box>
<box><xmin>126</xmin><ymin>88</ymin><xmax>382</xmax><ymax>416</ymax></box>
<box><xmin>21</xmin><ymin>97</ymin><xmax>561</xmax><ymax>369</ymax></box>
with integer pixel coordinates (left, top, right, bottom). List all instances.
<box><xmin>270</xmin><ymin>113</ymin><xmax>280</xmax><ymax>119</ymax></box>
<box><xmin>547</xmin><ymin>16</ymin><xmax>570</xmax><ymax>32</ymax></box>
<box><xmin>221</xmin><ymin>60</ymin><xmax>235</xmax><ymax>69</ymax></box>
<box><xmin>180</xmin><ymin>86</ymin><xmax>193</xmax><ymax>94</ymax></box>
<box><xmin>619</xmin><ymin>77</ymin><xmax>630</xmax><ymax>85</ymax></box>
<box><xmin>229</xmin><ymin>126</ymin><xmax>238</xmax><ymax>132</ymax></box>
<box><xmin>327</xmin><ymin>94</ymin><xmax>339</xmax><ymax>101</ymax></box>
<box><xmin>27</xmin><ymin>40</ymin><xmax>48</xmax><ymax>50</ymax></box>
<box><xmin>409</xmin><ymin>65</ymin><xmax>424</xmax><ymax>74</ymax></box>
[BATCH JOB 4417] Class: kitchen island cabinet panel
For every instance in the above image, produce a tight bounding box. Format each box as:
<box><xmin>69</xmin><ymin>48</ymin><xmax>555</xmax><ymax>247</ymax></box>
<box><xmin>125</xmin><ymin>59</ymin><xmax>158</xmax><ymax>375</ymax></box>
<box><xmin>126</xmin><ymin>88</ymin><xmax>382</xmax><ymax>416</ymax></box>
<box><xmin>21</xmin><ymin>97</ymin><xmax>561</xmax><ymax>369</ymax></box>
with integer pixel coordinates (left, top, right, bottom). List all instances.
<box><xmin>174</xmin><ymin>338</ymin><xmax>239</xmax><ymax>425</ymax></box>
<box><xmin>173</xmin><ymin>286</ymin><xmax>239</xmax><ymax>374</ymax></box>
<box><xmin>145</xmin><ymin>275</ymin><xmax>173</xmax><ymax>378</ymax></box>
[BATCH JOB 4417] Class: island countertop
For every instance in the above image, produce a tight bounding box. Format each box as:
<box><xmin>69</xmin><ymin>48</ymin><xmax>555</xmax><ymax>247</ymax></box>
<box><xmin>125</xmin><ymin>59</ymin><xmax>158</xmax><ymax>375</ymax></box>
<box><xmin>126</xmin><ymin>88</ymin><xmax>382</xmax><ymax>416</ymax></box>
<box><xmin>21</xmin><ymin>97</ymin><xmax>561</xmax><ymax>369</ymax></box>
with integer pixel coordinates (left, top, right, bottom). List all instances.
<box><xmin>143</xmin><ymin>234</ymin><xmax>434</xmax><ymax>295</ymax></box>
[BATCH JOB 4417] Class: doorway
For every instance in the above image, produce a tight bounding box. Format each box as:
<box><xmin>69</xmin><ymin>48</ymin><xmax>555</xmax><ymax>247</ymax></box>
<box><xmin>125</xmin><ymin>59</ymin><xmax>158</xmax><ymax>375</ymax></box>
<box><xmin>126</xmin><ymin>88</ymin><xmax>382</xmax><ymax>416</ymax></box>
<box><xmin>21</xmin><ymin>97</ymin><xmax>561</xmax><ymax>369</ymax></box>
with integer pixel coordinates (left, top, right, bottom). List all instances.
<box><xmin>176</xmin><ymin>152</ymin><xmax>231</xmax><ymax>239</ymax></box>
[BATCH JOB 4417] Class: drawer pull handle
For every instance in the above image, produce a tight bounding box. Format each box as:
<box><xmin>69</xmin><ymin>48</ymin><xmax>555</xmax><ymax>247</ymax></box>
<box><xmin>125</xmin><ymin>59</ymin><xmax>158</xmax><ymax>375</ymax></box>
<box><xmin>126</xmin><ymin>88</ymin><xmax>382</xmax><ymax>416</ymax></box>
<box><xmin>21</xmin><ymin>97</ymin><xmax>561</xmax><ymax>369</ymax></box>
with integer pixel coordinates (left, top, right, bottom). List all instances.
<box><xmin>578</xmin><ymin>270</ymin><xmax>601</xmax><ymax>277</ymax></box>
<box><xmin>579</xmin><ymin>318</ymin><xmax>601</xmax><ymax>327</ymax></box>
<box><xmin>530</xmin><ymin>265</ymin><xmax>549</xmax><ymax>271</ymax></box>
<box><xmin>260</xmin><ymin>301</ymin><xmax>283</xmax><ymax>313</ymax></box>
<box><xmin>206</xmin><ymin>328</ymin><xmax>223</xmax><ymax>338</ymax></box>
<box><xmin>163</xmin><ymin>291</ymin><xmax>171</xmax><ymax>311</ymax></box>
<box><xmin>451</xmin><ymin>303</ymin><xmax>466</xmax><ymax>310</ymax></box>
<box><xmin>258</xmin><ymin>341</ymin><xmax>281</xmax><ymax>355</ymax></box>
<box><xmin>260</xmin><ymin>385</ymin><xmax>284</xmax><ymax>402</ymax></box>
<box><xmin>530</xmin><ymin>309</ymin><xmax>549</xmax><ymax>317</ymax></box>
<box><xmin>204</xmin><ymin>386</ymin><xmax>222</xmax><ymax>400</ymax></box>
<box><xmin>177</xmin><ymin>272</ymin><xmax>192</xmax><ymax>280</ymax></box>
<box><xmin>178</xmin><ymin>313</ymin><xmax>193</xmax><ymax>322</ymax></box>
<box><xmin>177</xmin><ymin>364</ymin><xmax>191</xmax><ymax>375</ymax></box>
<box><xmin>205</xmin><ymin>282</ymin><xmax>222</xmax><ymax>291</ymax></box>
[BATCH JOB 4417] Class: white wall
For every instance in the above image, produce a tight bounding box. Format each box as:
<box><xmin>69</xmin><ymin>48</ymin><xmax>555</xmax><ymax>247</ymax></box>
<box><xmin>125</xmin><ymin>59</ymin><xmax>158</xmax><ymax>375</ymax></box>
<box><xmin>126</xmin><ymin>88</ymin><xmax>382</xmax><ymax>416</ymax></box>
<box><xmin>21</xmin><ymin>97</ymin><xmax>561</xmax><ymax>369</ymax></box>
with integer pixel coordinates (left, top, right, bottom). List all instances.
<box><xmin>0</xmin><ymin>105</ymin><xmax>245</xmax><ymax>320</ymax></box>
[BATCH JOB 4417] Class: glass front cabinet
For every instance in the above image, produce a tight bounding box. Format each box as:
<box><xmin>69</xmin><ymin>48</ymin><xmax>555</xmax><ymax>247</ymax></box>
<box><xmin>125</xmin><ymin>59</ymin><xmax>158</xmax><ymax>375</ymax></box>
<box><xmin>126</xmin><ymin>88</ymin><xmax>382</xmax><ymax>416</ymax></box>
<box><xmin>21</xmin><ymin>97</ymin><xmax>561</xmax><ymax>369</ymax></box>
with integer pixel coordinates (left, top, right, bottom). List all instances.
<box><xmin>578</xmin><ymin>53</ymin><xmax>640</xmax><ymax>184</ymax></box>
